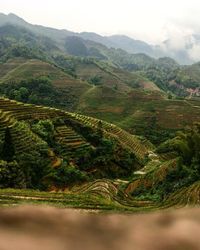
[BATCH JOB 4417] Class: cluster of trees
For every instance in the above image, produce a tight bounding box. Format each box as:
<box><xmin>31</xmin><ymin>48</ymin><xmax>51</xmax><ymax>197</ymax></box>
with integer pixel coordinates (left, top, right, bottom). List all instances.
<box><xmin>157</xmin><ymin>123</ymin><xmax>200</xmax><ymax>166</ymax></box>
<box><xmin>132</xmin><ymin>113</ymin><xmax>175</xmax><ymax>145</ymax></box>
<box><xmin>49</xmin><ymin>164</ymin><xmax>88</xmax><ymax>189</ymax></box>
<box><xmin>0</xmin><ymin>77</ymin><xmax>63</xmax><ymax>107</ymax></box>
<box><xmin>144</xmin><ymin>67</ymin><xmax>189</xmax><ymax>97</ymax></box>
<box><xmin>0</xmin><ymin>125</ymin><xmax>87</xmax><ymax>189</ymax></box>
<box><xmin>53</xmin><ymin>55</ymin><xmax>77</xmax><ymax>77</ymax></box>
<box><xmin>0</xmin><ymin>126</ymin><xmax>51</xmax><ymax>189</ymax></box>
<box><xmin>143</xmin><ymin>65</ymin><xmax>199</xmax><ymax>98</ymax></box>
<box><xmin>0</xmin><ymin>24</ymin><xmax>59</xmax><ymax>63</ymax></box>
<box><xmin>0</xmin><ymin>161</ymin><xmax>25</xmax><ymax>188</ymax></box>
<box><xmin>134</xmin><ymin>123</ymin><xmax>200</xmax><ymax>200</ymax></box>
<box><xmin>0</xmin><ymin>117</ymin><xmax>137</xmax><ymax>190</ymax></box>
<box><xmin>63</xmin><ymin>119</ymin><xmax>136</xmax><ymax>178</ymax></box>
<box><xmin>5</xmin><ymin>45</ymin><xmax>46</xmax><ymax>61</ymax></box>
<box><xmin>159</xmin><ymin>124</ymin><xmax>200</xmax><ymax>195</ymax></box>
<box><xmin>31</xmin><ymin>120</ymin><xmax>55</xmax><ymax>146</ymax></box>
<box><xmin>175</xmin><ymin>74</ymin><xmax>199</xmax><ymax>89</ymax></box>
<box><xmin>88</xmin><ymin>75</ymin><xmax>102</xmax><ymax>86</ymax></box>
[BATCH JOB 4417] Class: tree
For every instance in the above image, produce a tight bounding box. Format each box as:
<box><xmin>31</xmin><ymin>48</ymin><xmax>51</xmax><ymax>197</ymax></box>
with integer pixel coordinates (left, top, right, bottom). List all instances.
<box><xmin>31</xmin><ymin>120</ymin><xmax>55</xmax><ymax>145</ymax></box>
<box><xmin>2</xmin><ymin>127</ymin><xmax>15</xmax><ymax>162</ymax></box>
<box><xmin>97</xmin><ymin>120</ymin><xmax>103</xmax><ymax>138</ymax></box>
<box><xmin>19</xmin><ymin>87</ymin><xmax>29</xmax><ymax>101</ymax></box>
<box><xmin>53</xmin><ymin>164</ymin><xmax>88</xmax><ymax>188</ymax></box>
<box><xmin>0</xmin><ymin>160</ymin><xmax>26</xmax><ymax>188</ymax></box>
<box><xmin>17</xmin><ymin>150</ymin><xmax>52</xmax><ymax>189</ymax></box>
<box><xmin>88</xmin><ymin>75</ymin><xmax>102</xmax><ymax>86</ymax></box>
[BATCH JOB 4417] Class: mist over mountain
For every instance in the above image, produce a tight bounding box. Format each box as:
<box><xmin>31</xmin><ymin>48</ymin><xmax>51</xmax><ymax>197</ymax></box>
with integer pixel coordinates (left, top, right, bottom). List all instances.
<box><xmin>1</xmin><ymin>13</ymin><xmax>200</xmax><ymax>64</ymax></box>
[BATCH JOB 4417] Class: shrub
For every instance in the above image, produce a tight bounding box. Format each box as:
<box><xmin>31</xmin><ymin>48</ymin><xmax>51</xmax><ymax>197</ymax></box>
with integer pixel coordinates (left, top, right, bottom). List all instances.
<box><xmin>53</xmin><ymin>164</ymin><xmax>88</xmax><ymax>188</ymax></box>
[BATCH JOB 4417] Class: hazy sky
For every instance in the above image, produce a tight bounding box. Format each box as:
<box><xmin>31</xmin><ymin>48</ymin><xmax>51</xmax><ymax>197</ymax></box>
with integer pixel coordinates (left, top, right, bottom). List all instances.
<box><xmin>1</xmin><ymin>0</ymin><xmax>200</xmax><ymax>44</ymax></box>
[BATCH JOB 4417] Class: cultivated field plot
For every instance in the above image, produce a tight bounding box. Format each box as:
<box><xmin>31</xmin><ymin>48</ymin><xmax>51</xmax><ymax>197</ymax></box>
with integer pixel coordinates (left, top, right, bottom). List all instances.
<box><xmin>1</xmin><ymin>179</ymin><xmax>200</xmax><ymax>212</ymax></box>
<box><xmin>0</xmin><ymin>179</ymin><xmax>158</xmax><ymax>212</ymax></box>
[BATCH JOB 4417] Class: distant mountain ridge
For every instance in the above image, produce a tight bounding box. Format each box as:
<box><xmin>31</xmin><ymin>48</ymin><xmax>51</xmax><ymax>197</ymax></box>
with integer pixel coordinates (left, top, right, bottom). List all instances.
<box><xmin>0</xmin><ymin>13</ymin><xmax>155</xmax><ymax>56</ymax></box>
<box><xmin>1</xmin><ymin>12</ymin><xmax>199</xmax><ymax>64</ymax></box>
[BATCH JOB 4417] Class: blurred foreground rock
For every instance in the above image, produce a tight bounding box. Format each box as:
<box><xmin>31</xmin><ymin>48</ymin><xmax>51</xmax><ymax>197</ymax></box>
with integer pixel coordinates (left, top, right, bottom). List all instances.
<box><xmin>0</xmin><ymin>206</ymin><xmax>200</xmax><ymax>250</ymax></box>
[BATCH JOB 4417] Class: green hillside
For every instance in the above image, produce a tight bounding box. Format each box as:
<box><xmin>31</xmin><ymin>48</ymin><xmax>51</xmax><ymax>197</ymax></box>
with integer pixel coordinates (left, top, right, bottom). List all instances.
<box><xmin>0</xmin><ymin>97</ymin><xmax>156</xmax><ymax>190</ymax></box>
<box><xmin>0</xmin><ymin>58</ymin><xmax>91</xmax><ymax>110</ymax></box>
<box><xmin>77</xmin><ymin>86</ymin><xmax>200</xmax><ymax>144</ymax></box>
<box><xmin>0</xmin><ymin>57</ymin><xmax>200</xmax><ymax>145</ymax></box>
<box><xmin>126</xmin><ymin>122</ymin><xmax>200</xmax><ymax>206</ymax></box>
<box><xmin>0</xmin><ymin>98</ymin><xmax>199</xmax><ymax>210</ymax></box>
<box><xmin>0</xmin><ymin>56</ymin><xmax>162</xmax><ymax>95</ymax></box>
<box><xmin>1</xmin><ymin>22</ymin><xmax>199</xmax><ymax>99</ymax></box>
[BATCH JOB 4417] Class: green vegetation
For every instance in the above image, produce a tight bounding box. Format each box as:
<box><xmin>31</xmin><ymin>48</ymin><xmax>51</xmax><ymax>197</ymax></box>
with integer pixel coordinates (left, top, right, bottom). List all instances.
<box><xmin>0</xmin><ymin>77</ymin><xmax>64</xmax><ymax>107</ymax></box>
<box><xmin>65</xmin><ymin>36</ymin><xmax>88</xmax><ymax>56</ymax></box>
<box><xmin>3</xmin><ymin>95</ymin><xmax>197</xmax><ymax>209</ymax></box>
<box><xmin>88</xmin><ymin>75</ymin><xmax>102</xmax><ymax>85</ymax></box>
<box><xmin>0</xmin><ymin>161</ymin><xmax>25</xmax><ymax>188</ymax></box>
<box><xmin>0</xmin><ymin>97</ymin><xmax>142</xmax><ymax>191</ymax></box>
<box><xmin>0</xmin><ymin>54</ymin><xmax>199</xmax><ymax>146</ymax></box>
<box><xmin>128</xmin><ymin>123</ymin><xmax>200</xmax><ymax>203</ymax></box>
<box><xmin>1</xmin><ymin>127</ymin><xmax>15</xmax><ymax>161</ymax></box>
<box><xmin>0</xmin><ymin>186</ymin><xmax>152</xmax><ymax>212</ymax></box>
<box><xmin>0</xmin><ymin>98</ymin><xmax>199</xmax><ymax>211</ymax></box>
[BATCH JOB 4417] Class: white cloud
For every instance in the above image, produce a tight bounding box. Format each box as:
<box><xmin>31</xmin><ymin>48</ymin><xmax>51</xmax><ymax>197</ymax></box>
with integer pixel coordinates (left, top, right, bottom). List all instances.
<box><xmin>188</xmin><ymin>43</ymin><xmax>200</xmax><ymax>61</ymax></box>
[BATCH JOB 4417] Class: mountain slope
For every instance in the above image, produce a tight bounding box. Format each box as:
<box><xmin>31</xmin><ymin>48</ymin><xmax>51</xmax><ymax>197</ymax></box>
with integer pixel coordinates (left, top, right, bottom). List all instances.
<box><xmin>77</xmin><ymin>85</ymin><xmax>200</xmax><ymax>144</ymax></box>
<box><xmin>0</xmin><ymin>57</ymin><xmax>91</xmax><ymax>110</ymax></box>
<box><xmin>0</xmin><ymin>56</ymin><xmax>199</xmax><ymax>145</ymax></box>
<box><xmin>0</xmin><ymin>13</ymin><xmax>74</xmax><ymax>45</ymax></box>
<box><xmin>0</xmin><ymin>97</ymin><xmax>157</xmax><ymax>190</ymax></box>
<box><xmin>0</xmin><ymin>17</ymin><xmax>199</xmax><ymax>146</ymax></box>
<box><xmin>3</xmin><ymin>12</ymin><xmax>200</xmax><ymax>64</ymax></box>
<box><xmin>0</xmin><ymin>13</ymin><xmax>155</xmax><ymax>56</ymax></box>
<box><xmin>0</xmin><ymin>98</ymin><xmax>199</xmax><ymax>210</ymax></box>
<box><xmin>107</xmin><ymin>35</ymin><xmax>154</xmax><ymax>55</ymax></box>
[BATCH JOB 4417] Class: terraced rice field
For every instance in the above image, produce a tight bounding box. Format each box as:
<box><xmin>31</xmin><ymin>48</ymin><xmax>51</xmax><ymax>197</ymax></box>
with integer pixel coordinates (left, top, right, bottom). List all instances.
<box><xmin>69</xmin><ymin>113</ymin><xmax>154</xmax><ymax>163</ymax></box>
<box><xmin>0</xmin><ymin>97</ymin><xmax>153</xmax><ymax>163</ymax></box>
<box><xmin>0</xmin><ymin>186</ymin><xmax>153</xmax><ymax>212</ymax></box>
<box><xmin>0</xmin><ymin>107</ymin><xmax>47</xmax><ymax>154</ymax></box>
<box><xmin>164</xmin><ymin>182</ymin><xmax>200</xmax><ymax>208</ymax></box>
<box><xmin>0</xmin><ymin>97</ymin><xmax>197</xmax><ymax>211</ymax></box>
<box><xmin>1</xmin><ymin>178</ymin><xmax>199</xmax><ymax>211</ymax></box>
<box><xmin>126</xmin><ymin>158</ymin><xmax>179</xmax><ymax>194</ymax></box>
<box><xmin>73</xmin><ymin>179</ymin><xmax>153</xmax><ymax>208</ymax></box>
<box><xmin>55</xmin><ymin>126</ymin><xmax>92</xmax><ymax>157</ymax></box>
<box><xmin>9</xmin><ymin>122</ymin><xmax>47</xmax><ymax>154</ymax></box>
